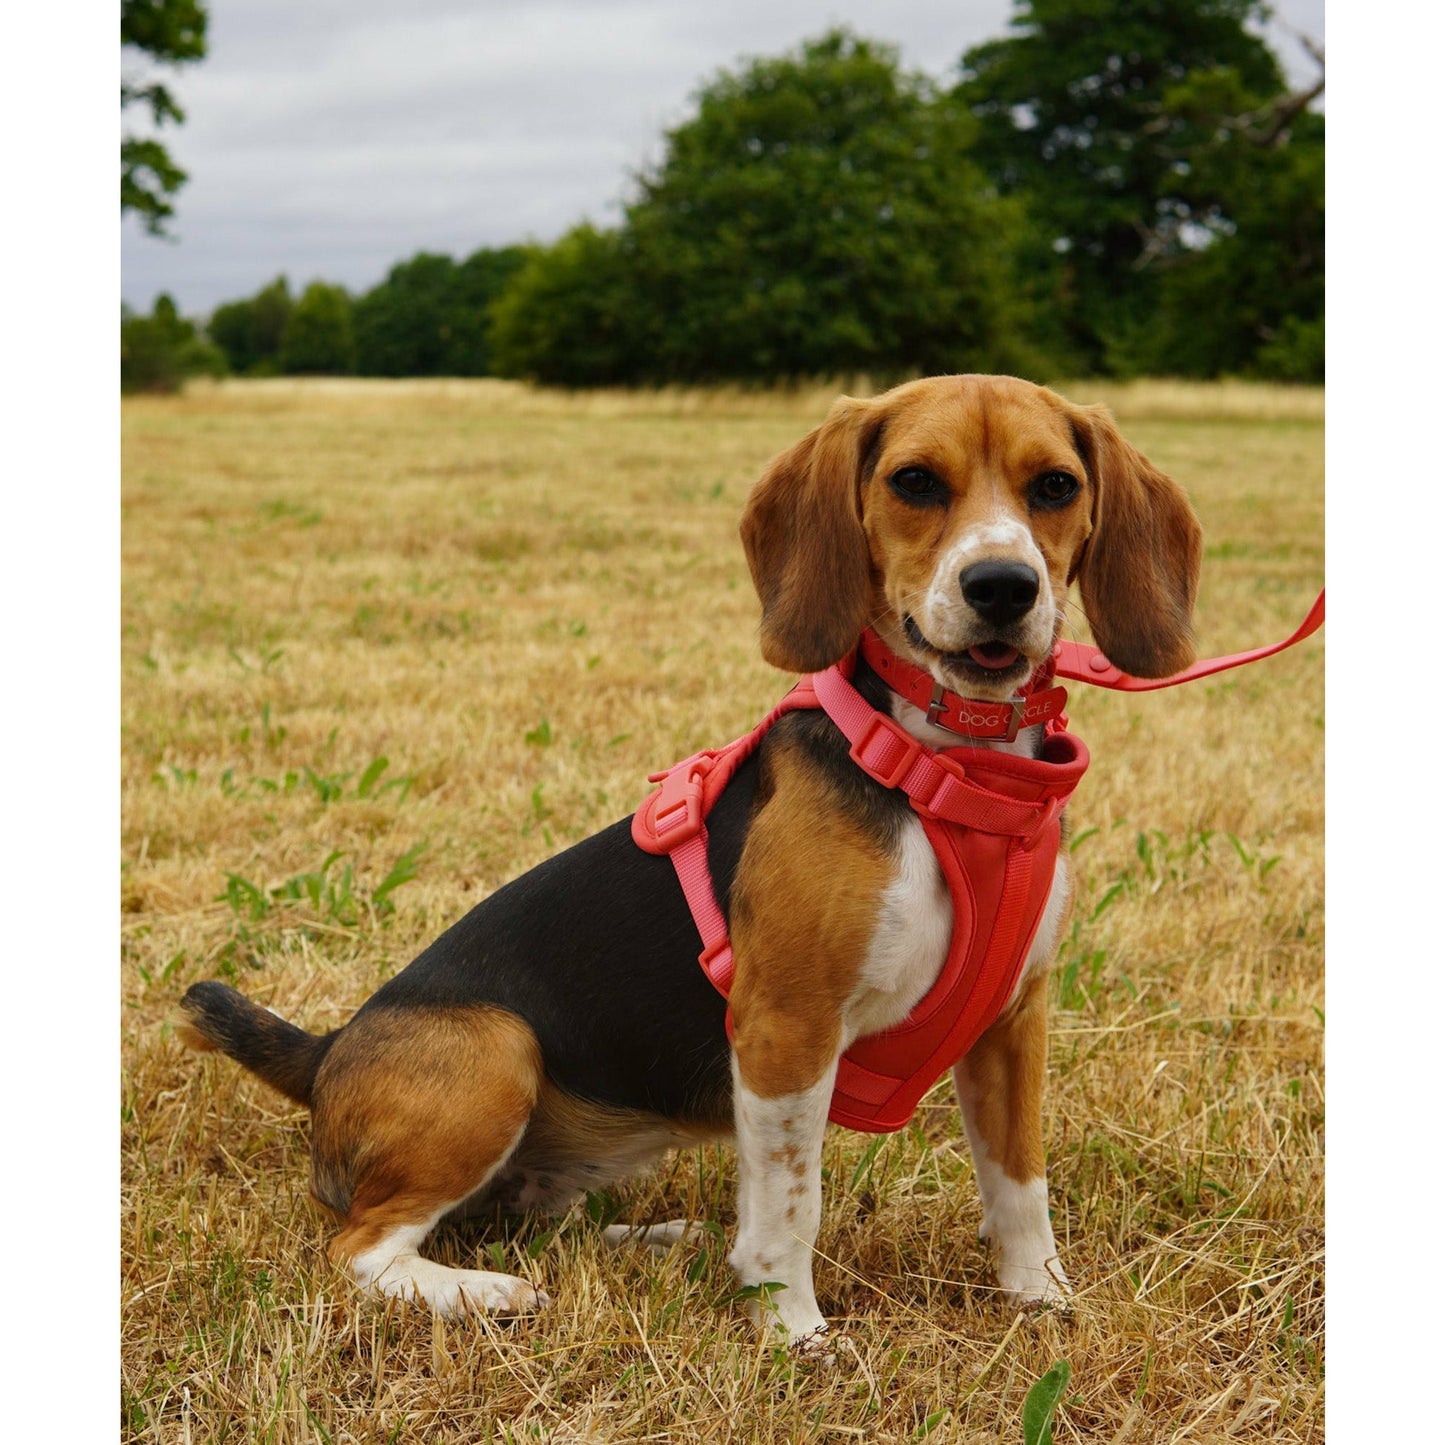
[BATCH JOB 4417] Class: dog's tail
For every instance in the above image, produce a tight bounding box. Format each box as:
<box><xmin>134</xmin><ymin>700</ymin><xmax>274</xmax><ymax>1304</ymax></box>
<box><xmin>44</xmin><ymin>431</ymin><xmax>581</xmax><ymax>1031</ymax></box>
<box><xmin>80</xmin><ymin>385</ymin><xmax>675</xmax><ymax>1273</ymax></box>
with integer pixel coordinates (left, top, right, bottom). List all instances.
<box><xmin>176</xmin><ymin>981</ymin><xmax>335</xmax><ymax>1108</ymax></box>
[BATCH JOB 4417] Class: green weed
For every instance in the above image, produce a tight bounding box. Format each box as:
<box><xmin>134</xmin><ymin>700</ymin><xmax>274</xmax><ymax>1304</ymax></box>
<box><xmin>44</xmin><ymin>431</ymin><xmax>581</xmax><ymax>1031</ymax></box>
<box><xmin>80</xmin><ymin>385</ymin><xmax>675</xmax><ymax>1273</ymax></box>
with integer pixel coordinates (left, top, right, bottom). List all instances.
<box><xmin>216</xmin><ymin>841</ymin><xmax>428</xmax><ymax>935</ymax></box>
<box><xmin>1022</xmin><ymin>1359</ymin><xmax>1071</xmax><ymax>1445</ymax></box>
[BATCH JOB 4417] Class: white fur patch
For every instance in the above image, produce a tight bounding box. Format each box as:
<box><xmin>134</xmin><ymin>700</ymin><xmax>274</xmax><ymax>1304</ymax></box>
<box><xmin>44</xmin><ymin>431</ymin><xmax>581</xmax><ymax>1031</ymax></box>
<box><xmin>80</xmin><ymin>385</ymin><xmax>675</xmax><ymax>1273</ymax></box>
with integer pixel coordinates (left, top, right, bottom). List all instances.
<box><xmin>911</xmin><ymin>508</ymin><xmax>1056</xmax><ymax>694</ymax></box>
<box><xmin>602</xmin><ymin>1219</ymin><xmax>704</xmax><ymax>1255</ymax></box>
<box><xmin>729</xmin><ymin>1062</ymin><xmax>836</xmax><ymax>1346</ymax></box>
<box><xmin>845</xmin><ymin>812</ymin><xmax>953</xmax><ymax>1042</ymax></box>
<box><xmin>964</xmin><ymin>1150</ymin><xmax>1069</xmax><ymax>1306</ymax></box>
<box><xmin>952</xmin><ymin>1068</ymin><xmax>1069</xmax><ymax>1308</ymax></box>
<box><xmin>350</xmin><ymin>1216</ymin><xmax>551</xmax><ymax>1318</ymax></box>
<box><xmin>345</xmin><ymin>1121</ymin><xmax>548</xmax><ymax>1317</ymax></box>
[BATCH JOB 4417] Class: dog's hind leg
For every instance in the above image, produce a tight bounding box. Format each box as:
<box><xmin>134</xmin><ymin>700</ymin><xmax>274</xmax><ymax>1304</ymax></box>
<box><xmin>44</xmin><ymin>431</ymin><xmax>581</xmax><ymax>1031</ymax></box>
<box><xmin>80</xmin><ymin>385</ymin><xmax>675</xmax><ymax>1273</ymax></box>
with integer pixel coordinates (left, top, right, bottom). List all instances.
<box><xmin>310</xmin><ymin>1005</ymin><xmax>551</xmax><ymax>1318</ymax></box>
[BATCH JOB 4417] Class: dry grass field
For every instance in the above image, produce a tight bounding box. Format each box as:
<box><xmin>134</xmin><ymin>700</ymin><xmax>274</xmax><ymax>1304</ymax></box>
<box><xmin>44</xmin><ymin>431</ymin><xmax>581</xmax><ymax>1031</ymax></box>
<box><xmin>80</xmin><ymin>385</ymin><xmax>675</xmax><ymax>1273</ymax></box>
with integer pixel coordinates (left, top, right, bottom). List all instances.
<box><xmin>121</xmin><ymin>377</ymin><xmax>1323</xmax><ymax>1443</ymax></box>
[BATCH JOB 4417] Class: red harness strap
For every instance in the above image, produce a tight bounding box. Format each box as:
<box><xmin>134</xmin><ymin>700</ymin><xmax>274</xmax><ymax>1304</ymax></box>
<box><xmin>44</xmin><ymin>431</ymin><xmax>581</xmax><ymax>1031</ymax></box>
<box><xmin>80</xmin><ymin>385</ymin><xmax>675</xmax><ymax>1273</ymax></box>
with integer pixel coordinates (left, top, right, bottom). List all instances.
<box><xmin>633</xmin><ymin>652</ymin><xmax>1088</xmax><ymax>1133</ymax></box>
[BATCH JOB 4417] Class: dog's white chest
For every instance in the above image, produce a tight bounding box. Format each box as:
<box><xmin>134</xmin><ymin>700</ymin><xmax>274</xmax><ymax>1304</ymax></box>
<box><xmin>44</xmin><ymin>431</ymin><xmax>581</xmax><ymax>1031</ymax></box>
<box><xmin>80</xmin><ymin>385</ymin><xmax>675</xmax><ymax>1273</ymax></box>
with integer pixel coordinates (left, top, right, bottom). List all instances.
<box><xmin>843</xmin><ymin>811</ymin><xmax>1071</xmax><ymax>1046</ymax></box>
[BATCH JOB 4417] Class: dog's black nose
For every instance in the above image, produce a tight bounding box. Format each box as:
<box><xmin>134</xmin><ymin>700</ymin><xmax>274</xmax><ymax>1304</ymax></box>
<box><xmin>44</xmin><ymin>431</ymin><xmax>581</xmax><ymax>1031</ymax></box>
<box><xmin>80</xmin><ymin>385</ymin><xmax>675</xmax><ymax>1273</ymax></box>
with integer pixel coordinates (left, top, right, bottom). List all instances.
<box><xmin>960</xmin><ymin>561</ymin><xmax>1040</xmax><ymax>626</ymax></box>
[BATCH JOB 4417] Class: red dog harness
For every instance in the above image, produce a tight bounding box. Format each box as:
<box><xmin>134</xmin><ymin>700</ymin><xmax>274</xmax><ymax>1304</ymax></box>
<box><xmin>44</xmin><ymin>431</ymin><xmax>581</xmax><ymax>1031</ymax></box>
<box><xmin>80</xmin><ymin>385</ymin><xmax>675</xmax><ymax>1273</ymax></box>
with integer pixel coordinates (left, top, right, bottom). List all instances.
<box><xmin>633</xmin><ymin>641</ymin><xmax>1088</xmax><ymax>1132</ymax></box>
<box><xmin>632</xmin><ymin>592</ymin><xmax>1325</xmax><ymax>1134</ymax></box>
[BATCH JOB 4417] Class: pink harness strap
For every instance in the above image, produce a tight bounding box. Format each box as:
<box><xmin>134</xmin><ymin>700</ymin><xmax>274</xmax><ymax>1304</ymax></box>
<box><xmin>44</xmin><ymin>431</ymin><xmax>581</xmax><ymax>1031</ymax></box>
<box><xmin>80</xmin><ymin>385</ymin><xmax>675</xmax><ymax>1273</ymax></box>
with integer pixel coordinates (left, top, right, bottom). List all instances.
<box><xmin>633</xmin><ymin>680</ymin><xmax>824</xmax><ymax>995</ymax></box>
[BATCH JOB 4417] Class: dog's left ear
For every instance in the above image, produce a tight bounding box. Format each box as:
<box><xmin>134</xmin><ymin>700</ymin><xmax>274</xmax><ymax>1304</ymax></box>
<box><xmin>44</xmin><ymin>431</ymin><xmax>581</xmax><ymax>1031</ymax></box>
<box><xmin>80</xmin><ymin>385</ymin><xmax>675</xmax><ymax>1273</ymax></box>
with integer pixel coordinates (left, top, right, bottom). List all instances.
<box><xmin>1068</xmin><ymin>403</ymin><xmax>1203</xmax><ymax>678</ymax></box>
<box><xmin>740</xmin><ymin>395</ymin><xmax>884</xmax><ymax>674</ymax></box>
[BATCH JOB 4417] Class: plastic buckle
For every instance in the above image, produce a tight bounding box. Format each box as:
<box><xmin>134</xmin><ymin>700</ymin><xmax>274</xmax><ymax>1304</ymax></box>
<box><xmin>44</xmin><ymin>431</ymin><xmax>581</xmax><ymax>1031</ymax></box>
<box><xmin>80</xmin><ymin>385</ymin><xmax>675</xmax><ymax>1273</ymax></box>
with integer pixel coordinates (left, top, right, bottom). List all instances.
<box><xmin>647</xmin><ymin>749</ymin><xmax>707</xmax><ymax>785</ymax></box>
<box><xmin>652</xmin><ymin>758</ymin><xmax>712</xmax><ymax>844</ymax></box>
<box><xmin>1021</xmin><ymin>794</ymin><xmax>1064</xmax><ymax>852</ymax></box>
<box><xmin>698</xmin><ymin>936</ymin><xmax>734</xmax><ymax>995</ymax></box>
<box><xmin>848</xmin><ymin>712</ymin><xmax>924</xmax><ymax>789</ymax></box>
<box><xmin>912</xmin><ymin>751</ymin><xmax>967</xmax><ymax>821</ymax></box>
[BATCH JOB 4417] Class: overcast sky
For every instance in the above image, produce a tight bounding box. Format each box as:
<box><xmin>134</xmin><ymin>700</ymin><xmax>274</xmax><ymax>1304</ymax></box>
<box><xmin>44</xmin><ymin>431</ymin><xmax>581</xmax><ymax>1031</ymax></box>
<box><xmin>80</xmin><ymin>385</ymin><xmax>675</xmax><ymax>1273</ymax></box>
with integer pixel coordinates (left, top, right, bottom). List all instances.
<box><xmin>120</xmin><ymin>0</ymin><xmax>1325</xmax><ymax>316</ymax></box>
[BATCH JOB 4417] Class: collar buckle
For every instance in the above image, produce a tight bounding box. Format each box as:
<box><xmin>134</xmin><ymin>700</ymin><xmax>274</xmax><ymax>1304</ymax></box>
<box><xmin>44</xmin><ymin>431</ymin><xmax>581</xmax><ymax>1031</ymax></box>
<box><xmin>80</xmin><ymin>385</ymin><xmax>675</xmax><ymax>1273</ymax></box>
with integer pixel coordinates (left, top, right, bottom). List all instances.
<box><xmin>1003</xmin><ymin>697</ymin><xmax>1026</xmax><ymax>743</ymax></box>
<box><xmin>925</xmin><ymin>683</ymin><xmax>949</xmax><ymax>728</ymax></box>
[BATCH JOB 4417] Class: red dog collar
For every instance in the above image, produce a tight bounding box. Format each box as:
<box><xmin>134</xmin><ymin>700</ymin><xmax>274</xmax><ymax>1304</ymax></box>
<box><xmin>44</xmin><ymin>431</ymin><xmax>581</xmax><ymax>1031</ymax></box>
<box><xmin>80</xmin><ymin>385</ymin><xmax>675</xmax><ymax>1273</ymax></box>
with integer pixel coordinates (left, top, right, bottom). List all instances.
<box><xmin>857</xmin><ymin>629</ymin><xmax>1067</xmax><ymax>743</ymax></box>
<box><xmin>857</xmin><ymin>587</ymin><xmax>1324</xmax><ymax>728</ymax></box>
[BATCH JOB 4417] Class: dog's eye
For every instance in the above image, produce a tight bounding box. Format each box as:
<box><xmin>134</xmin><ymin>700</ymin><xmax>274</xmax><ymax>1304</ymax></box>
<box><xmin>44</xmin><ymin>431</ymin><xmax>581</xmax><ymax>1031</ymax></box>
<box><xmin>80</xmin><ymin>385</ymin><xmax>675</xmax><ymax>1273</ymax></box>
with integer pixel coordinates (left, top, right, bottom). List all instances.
<box><xmin>889</xmin><ymin>467</ymin><xmax>947</xmax><ymax>504</ymax></box>
<box><xmin>1031</xmin><ymin>471</ymin><xmax>1080</xmax><ymax>508</ymax></box>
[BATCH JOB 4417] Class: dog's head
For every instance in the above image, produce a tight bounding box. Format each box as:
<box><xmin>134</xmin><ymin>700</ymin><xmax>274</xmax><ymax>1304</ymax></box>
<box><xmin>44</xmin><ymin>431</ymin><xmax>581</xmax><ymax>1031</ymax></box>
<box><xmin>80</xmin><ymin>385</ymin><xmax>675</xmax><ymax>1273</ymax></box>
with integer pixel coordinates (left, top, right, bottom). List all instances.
<box><xmin>740</xmin><ymin>375</ymin><xmax>1202</xmax><ymax>698</ymax></box>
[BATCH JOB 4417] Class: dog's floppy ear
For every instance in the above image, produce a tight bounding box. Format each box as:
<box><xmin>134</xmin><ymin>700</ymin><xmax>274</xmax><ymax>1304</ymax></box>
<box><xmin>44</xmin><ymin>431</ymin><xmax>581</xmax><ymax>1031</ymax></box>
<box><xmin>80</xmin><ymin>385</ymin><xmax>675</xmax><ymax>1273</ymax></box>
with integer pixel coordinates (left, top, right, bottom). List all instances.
<box><xmin>740</xmin><ymin>395</ymin><xmax>883</xmax><ymax>674</ymax></box>
<box><xmin>1069</xmin><ymin>403</ymin><xmax>1203</xmax><ymax>678</ymax></box>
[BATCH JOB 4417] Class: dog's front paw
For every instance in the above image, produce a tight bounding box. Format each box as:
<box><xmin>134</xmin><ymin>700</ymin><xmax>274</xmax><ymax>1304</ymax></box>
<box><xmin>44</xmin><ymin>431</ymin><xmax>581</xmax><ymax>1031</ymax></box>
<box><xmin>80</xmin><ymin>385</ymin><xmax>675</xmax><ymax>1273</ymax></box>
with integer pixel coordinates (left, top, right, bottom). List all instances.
<box><xmin>997</xmin><ymin>1256</ymin><xmax>1071</xmax><ymax>1312</ymax></box>
<box><xmin>788</xmin><ymin>1321</ymin><xmax>838</xmax><ymax>1365</ymax></box>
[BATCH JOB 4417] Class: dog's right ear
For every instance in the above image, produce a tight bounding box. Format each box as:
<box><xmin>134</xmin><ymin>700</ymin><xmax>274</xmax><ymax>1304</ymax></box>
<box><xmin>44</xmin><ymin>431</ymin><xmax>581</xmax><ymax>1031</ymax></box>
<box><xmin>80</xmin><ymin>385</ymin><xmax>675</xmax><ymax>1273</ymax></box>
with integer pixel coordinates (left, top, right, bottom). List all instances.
<box><xmin>740</xmin><ymin>396</ymin><xmax>883</xmax><ymax>675</ymax></box>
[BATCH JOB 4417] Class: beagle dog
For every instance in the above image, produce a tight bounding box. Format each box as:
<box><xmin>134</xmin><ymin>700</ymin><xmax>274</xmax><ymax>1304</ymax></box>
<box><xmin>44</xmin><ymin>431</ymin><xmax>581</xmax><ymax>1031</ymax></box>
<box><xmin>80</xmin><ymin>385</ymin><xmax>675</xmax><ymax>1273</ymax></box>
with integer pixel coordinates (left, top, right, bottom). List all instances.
<box><xmin>179</xmin><ymin>374</ymin><xmax>1201</xmax><ymax>1351</ymax></box>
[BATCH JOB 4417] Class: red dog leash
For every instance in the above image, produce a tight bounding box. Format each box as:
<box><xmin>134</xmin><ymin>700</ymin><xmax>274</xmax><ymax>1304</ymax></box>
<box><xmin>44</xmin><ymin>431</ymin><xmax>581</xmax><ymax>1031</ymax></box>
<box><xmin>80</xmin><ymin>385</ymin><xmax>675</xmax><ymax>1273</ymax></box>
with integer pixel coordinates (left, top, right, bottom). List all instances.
<box><xmin>1054</xmin><ymin>588</ymin><xmax>1325</xmax><ymax>691</ymax></box>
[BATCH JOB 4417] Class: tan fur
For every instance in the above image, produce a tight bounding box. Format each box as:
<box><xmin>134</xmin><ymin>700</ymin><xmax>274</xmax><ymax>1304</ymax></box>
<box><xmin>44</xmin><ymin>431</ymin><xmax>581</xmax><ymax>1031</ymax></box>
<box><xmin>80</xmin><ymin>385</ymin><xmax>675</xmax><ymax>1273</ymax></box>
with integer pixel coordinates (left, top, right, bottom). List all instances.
<box><xmin>955</xmin><ymin>971</ymin><xmax>1053</xmax><ymax>1184</ymax></box>
<box><xmin>173</xmin><ymin>1019</ymin><xmax>216</xmax><ymax>1053</ymax></box>
<box><xmin>739</xmin><ymin>373</ymin><xmax>1201</xmax><ymax>681</ymax></box>
<box><xmin>727</xmin><ymin>734</ymin><xmax>894</xmax><ymax>1097</ymax></box>
<box><xmin>509</xmin><ymin>1082</ymin><xmax>727</xmax><ymax>1180</ymax></box>
<box><xmin>1067</xmin><ymin>401</ymin><xmax>1202</xmax><ymax>677</ymax></box>
<box><xmin>740</xmin><ymin>395</ymin><xmax>887</xmax><ymax>673</ymax></box>
<box><xmin>311</xmin><ymin>1006</ymin><xmax>543</xmax><ymax>1262</ymax></box>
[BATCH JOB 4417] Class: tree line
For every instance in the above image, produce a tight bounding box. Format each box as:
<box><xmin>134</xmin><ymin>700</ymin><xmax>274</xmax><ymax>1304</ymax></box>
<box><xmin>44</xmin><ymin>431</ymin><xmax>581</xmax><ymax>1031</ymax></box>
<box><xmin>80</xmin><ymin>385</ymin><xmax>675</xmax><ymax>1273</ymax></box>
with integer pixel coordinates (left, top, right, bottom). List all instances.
<box><xmin>123</xmin><ymin>3</ymin><xmax>1324</xmax><ymax>393</ymax></box>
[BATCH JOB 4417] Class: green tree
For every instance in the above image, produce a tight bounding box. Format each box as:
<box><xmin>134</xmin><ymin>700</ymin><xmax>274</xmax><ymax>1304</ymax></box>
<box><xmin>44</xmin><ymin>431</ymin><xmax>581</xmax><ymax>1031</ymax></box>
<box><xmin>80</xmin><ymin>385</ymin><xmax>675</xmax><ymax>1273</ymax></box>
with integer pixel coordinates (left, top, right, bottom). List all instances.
<box><xmin>121</xmin><ymin>0</ymin><xmax>209</xmax><ymax>235</ymax></box>
<box><xmin>354</xmin><ymin>253</ymin><xmax>458</xmax><ymax>376</ymax></box>
<box><xmin>445</xmin><ymin>246</ymin><xmax>532</xmax><ymax>374</ymax></box>
<box><xmin>353</xmin><ymin>247</ymin><xmax>532</xmax><ymax>376</ymax></box>
<box><xmin>280</xmin><ymin>283</ymin><xmax>357</xmax><ymax>375</ymax></box>
<box><xmin>122</xmin><ymin>294</ymin><xmax>227</xmax><ymax>393</ymax></box>
<box><xmin>1132</xmin><ymin>112</ymin><xmax>1324</xmax><ymax>380</ymax></box>
<box><xmin>956</xmin><ymin>0</ymin><xmax>1295</xmax><ymax>370</ymax></box>
<box><xmin>493</xmin><ymin>31</ymin><xmax>1045</xmax><ymax>387</ymax></box>
<box><xmin>208</xmin><ymin>276</ymin><xmax>293</xmax><ymax>375</ymax></box>
<box><xmin>622</xmin><ymin>29</ymin><xmax>1039</xmax><ymax>383</ymax></box>
<box><xmin>490</xmin><ymin>230</ymin><xmax>642</xmax><ymax>386</ymax></box>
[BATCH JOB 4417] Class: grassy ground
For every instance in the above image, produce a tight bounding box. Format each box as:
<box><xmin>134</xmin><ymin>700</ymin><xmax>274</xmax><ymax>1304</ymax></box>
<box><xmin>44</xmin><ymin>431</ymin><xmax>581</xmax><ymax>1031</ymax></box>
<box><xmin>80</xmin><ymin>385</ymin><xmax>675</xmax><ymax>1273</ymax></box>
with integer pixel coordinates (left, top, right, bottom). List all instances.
<box><xmin>121</xmin><ymin>377</ymin><xmax>1324</xmax><ymax>1443</ymax></box>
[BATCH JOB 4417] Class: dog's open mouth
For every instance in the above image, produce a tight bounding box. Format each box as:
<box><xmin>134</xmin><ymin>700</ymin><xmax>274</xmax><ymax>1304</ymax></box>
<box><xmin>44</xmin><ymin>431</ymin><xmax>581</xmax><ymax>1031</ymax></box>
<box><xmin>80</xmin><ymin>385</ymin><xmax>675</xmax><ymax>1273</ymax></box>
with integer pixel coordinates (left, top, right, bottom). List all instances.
<box><xmin>965</xmin><ymin>641</ymin><xmax>1020</xmax><ymax>671</ymax></box>
<box><xmin>904</xmin><ymin>616</ymin><xmax>1029</xmax><ymax>682</ymax></box>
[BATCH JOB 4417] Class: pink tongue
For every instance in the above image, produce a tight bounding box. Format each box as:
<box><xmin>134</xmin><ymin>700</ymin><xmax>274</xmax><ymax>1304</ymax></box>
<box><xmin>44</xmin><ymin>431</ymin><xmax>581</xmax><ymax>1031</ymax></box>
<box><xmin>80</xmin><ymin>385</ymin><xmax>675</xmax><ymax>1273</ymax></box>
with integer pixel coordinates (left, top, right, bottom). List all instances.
<box><xmin>968</xmin><ymin>644</ymin><xmax>1020</xmax><ymax>670</ymax></box>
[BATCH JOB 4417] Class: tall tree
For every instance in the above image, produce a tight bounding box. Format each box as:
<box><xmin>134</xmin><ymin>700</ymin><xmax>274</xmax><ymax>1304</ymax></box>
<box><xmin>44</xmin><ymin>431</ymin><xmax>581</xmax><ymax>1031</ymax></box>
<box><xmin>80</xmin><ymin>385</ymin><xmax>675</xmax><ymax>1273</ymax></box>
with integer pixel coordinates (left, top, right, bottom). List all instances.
<box><xmin>1135</xmin><ymin>109</ymin><xmax>1324</xmax><ymax>380</ymax></box>
<box><xmin>121</xmin><ymin>0</ymin><xmax>209</xmax><ymax>236</ymax></box>
<box><xmin>122</xmin><ymin>295</ymin><xmax>226</xmax><ymax>393</ymax></box>
<box><xmin>956</xmin><ymin>0</ymin><xmax>1295</xmax><ymax>369</ymax></box>
<box><xmin>445</xmin><ymin>246</ymin><xmax>531</xmax><ymax>374</ymax></box>
<box><xmin>618</xmin><ymin>30</ymin><xmax>1040</xmax><ymax>383</ymax></box>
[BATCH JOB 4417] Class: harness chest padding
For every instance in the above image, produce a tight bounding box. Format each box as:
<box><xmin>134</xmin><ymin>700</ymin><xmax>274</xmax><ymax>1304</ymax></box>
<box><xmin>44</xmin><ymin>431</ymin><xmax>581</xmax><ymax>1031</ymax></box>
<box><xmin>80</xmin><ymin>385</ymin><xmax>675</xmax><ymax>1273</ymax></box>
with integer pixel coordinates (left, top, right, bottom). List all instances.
<box><xmin>829</xmin><ymin>750</ymin><xmax>1072</xmax><ymax>1132</ymax></box>
<box><xmin>633</xmin><ymin>669</ymin><xmax>1088</xmax><ymax>1134</ymax></box>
